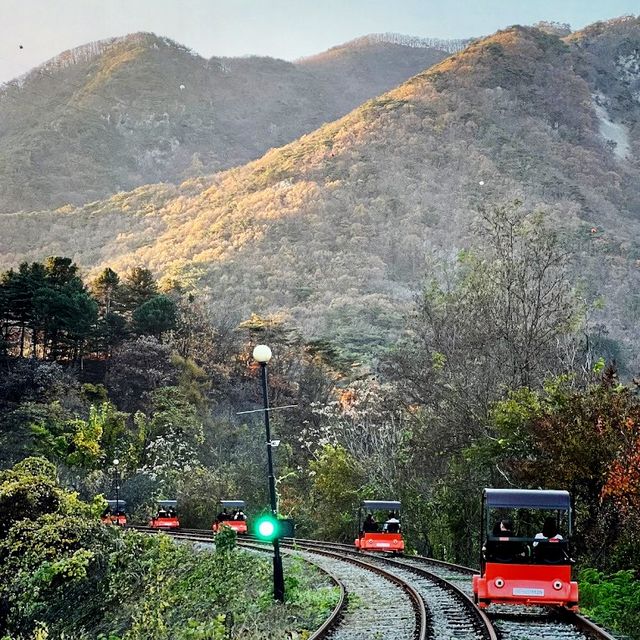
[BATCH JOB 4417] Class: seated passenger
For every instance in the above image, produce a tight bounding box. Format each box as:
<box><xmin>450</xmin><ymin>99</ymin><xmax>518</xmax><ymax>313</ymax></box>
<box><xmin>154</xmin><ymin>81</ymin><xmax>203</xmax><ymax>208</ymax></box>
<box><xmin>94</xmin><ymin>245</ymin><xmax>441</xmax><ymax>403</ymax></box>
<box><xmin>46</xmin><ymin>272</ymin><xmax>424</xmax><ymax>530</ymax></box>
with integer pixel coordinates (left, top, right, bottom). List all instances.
<box><xmin>235</xmin><ymin>509</ymin><xmax>246</xmax><ymax>521</ymax></box>
<box><xmin>363</xmin><ymin>513</ymin><xmax>378</xmax><ymax>533</ymax></box>
<box><xmin>533</xmin><ymin>517</ymin><xmax>563</xmax><ymax>545</ymax></box>
<box><xmin>534</xmin><ymin>517</ymin><xmax>567</xmax><ymax>563</ymax></box>
<box><xmin>383</xmin><ymin>512</ymin><xmax>401</xmax><ymax>534</ymax></box>
<box><xmin>485</xmin><ymin>518</ymin><xmax>526</xmax><ymax>562</ymax></box>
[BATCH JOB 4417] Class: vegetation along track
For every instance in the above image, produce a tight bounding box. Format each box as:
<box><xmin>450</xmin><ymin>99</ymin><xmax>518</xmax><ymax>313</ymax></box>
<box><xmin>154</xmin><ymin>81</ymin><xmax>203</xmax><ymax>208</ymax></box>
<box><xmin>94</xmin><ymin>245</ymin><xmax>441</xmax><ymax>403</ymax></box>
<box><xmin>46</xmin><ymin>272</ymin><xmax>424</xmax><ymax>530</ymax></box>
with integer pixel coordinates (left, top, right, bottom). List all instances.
<box><xmin>133</xmin><ymin>527</ymin><xmax>427</xmax><ymax>639</ymax></box>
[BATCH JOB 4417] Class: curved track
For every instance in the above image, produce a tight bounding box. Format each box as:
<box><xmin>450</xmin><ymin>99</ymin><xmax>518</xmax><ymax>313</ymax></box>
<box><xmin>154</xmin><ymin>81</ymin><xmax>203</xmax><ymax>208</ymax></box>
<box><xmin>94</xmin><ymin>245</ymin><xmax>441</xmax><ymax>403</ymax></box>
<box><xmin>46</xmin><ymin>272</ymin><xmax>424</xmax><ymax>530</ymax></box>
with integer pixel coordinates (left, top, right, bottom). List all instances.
<box><xmin>289</xmin><ymin>539</ymin><xmax>496</xmax><ymax>640</ymax></box>
<box><xmin>132</xmin><ymin>528</ymin><xmax>618</xmax><ymax>640</ymax></box>
<box><xmin>134</xmin><ymin>527</ymin><xmax>427</xmax><ymax>639</ymax></box>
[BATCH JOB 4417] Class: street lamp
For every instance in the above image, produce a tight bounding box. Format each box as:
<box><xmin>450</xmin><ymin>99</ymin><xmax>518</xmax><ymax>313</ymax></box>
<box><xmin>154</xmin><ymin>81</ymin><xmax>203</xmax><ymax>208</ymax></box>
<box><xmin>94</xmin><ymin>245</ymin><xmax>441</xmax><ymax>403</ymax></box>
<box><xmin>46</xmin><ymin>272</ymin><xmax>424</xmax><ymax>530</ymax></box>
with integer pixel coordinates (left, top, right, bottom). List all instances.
<box><xmin>253</xmin><ymin>344</ymin><xmax>285</xmax><ymax>602</ymax></box>
<box><xmin>113</xmin><ymin>458</ymin><xmax>120</xmax><ymax>515</ymax></box>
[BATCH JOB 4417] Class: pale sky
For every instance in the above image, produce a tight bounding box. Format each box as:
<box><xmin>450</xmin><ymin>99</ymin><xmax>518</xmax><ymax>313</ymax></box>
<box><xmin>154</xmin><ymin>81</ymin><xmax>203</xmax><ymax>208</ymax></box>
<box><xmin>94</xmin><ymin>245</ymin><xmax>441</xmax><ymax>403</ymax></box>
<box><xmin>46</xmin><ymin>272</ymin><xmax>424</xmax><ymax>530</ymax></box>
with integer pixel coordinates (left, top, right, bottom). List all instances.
<box><xmin>0</xmin><ymin>0</ymin><xmax>638</xmax><ymax>84</ymax></box>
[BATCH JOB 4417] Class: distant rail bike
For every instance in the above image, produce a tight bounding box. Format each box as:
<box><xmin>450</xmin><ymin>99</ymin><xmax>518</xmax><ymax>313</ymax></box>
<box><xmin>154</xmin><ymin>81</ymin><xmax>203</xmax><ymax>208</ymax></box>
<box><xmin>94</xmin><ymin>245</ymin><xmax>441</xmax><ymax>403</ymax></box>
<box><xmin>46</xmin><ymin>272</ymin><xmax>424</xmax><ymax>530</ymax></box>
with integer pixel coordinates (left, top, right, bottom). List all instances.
<box><xmin>149</xmin><ymin>499</ymin><xmax>180</xmax><ymax>529</ymax></box>
<box><xmin>212</xmin><ymin>499</ymin><xmax>248</xmax><ymax>535</ymax></box>
<box><xmin>101</xmin><ymin>499</ymin><xmax>127</xmax><ymax>526</ymax></box>
<box><xmin>354</xmin><ymin>499</ymin><xmax>404</xmax><ymax>553</ymax></box>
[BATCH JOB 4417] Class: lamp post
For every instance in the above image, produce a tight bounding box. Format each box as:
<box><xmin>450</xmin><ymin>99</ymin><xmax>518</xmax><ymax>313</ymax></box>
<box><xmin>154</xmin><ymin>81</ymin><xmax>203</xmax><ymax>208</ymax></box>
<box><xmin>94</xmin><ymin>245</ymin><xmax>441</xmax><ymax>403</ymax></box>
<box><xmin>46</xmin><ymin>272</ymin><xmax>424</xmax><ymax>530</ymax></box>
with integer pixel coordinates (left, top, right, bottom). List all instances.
<box><xmin>253</xmin><ymin>344</ymin><xmax>285</xmax><ymax>602</ymax></box>
<box><xmin>113</xmin><ymin>458</ymin><xmax>120</xmax><ymax>515</ymax></box>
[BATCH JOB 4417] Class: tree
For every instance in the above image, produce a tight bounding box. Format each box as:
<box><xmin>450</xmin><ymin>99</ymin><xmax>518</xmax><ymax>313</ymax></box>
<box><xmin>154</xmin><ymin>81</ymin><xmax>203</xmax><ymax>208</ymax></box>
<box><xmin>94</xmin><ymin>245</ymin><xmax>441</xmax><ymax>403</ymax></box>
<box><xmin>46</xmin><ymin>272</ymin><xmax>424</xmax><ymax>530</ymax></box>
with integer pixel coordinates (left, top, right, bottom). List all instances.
<box><xmin>0</xmin><ymin>457</ymin><xmax>61</xmax><ymax>538</ymax></box>
<box><xmin>307</xmin><ymin>380</ymin><xmax>409</xmax><ymax>494</ymax></box>
<box><xmin>387</xmin><ymin>201</ymin><xmax>582</xmax><ymax>454</ymax></box>
<box><xmin>93</xmin><ymin>311</ymin><xmax>128</xmax><ymax>358</ymax></box>
<box><xmin>0</xmin><ymin>262</ymin><xmax>46</xmax><ymax>357</ymax></box>
<box><xmin>132</xmin><ymin>295</ymin><xmax>178</xmax><ymax>339</ymax></box>
<box><xmin>0</xmin><ymin>258</ymin><xmax>101</xmax><ymax>362</ymax></box>
<box><xmin>307</xmin><ymin>445</ymin><xmax>366</xmax><ymax>541</ymax></box>
<box><xmin>90</xmin><ymin>267</ymin><xmax>120</xmax><ymax>316</ymax></box>
<box><xmin>105</xmin><ymin>336</ymin><xmax>177</xmax><ymax>412</ymax></box>
<box><xmin>118</xmin><ymin>267</ymin><xmax>158</xmax><ymax>314</ymax></box>
<box><xmin>476</xmin><ymin>370</ymin><xmax>640</xmax><ymax>567</ymax></box>
<box><xmin>0</xmin><ymin>458</ymin><xmax>109</xmax><ymax>637</ymax></box>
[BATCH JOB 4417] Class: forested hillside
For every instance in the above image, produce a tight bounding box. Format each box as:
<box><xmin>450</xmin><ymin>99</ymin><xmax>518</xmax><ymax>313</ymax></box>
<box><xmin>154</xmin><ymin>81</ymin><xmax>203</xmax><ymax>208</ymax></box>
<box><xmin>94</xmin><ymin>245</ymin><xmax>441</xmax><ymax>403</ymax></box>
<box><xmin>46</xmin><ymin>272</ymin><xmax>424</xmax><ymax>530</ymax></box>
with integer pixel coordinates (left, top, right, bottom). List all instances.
<box><xmin>3</xmin><ymin>17</ymin><xmax>640</xmax><ymax>366</ymax></box>
<box><xmin>3</xmin><ymin>16</ymin><xmax>640</xmax><ymax>639</ymax></box>
<box><xmin>2</xmin><ymin>245</ymin><xmax>640</xmax><ymax>638</ymax></box>
<box><xmin>0</xmin><ymin>32</ymin><xmax>452</xmax><ymax>213</ymax></box>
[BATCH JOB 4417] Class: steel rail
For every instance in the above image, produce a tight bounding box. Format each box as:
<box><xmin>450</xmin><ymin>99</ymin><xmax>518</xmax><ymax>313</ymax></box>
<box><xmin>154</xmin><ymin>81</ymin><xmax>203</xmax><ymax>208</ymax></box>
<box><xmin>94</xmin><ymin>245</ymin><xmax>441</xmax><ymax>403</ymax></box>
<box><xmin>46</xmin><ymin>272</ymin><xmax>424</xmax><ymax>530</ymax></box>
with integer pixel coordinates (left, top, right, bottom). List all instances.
<box><xmin>560</xmin><ymin>610</ymin><xmax>620</xmax><ymax>640</ymax></box>
<box><xmin>291</xmin><ymin>538</ymin><xmax>497</xmax><ymax>640</ymax></box>
<box><xmin>130</xmin><ymin>527</ymin><xmax>619</xmax><ymax>640</ymax></box>
<box><xmin>241</xmin><ymin>537</ymin><xmax>428</xmax><ymax>640</ymax></box>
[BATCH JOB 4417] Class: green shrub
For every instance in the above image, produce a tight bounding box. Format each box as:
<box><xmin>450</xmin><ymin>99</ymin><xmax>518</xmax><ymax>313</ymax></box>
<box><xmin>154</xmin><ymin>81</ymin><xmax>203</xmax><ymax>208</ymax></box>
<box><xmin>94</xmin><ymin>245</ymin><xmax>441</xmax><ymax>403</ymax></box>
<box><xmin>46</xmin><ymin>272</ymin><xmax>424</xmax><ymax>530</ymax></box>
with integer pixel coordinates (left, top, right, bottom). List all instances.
<box><xmin>579</xmin><ymin>568</ymin><xmax>640</xmax><ymax>639</ymax></box>
<box><xmin>213</xmin><ymin>525</ymin><xmax>237</xmax><ymax>553</ymax></box>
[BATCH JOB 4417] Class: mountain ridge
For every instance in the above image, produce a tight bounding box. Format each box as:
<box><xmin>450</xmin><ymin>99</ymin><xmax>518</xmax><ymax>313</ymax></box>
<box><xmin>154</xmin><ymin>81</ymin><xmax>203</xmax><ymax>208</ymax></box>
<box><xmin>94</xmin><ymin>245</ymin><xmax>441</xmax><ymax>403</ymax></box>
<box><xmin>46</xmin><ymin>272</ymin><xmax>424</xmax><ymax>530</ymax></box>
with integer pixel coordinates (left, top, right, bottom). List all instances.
<box><xmin>2</xmin><ymin>19</ymin><xmax>640</xmax><ymax>363</ymax></box>
<box><xmin>0</xmin><ymin>31</ymin><xmax>452</xmax><ymax>214</ymax></box>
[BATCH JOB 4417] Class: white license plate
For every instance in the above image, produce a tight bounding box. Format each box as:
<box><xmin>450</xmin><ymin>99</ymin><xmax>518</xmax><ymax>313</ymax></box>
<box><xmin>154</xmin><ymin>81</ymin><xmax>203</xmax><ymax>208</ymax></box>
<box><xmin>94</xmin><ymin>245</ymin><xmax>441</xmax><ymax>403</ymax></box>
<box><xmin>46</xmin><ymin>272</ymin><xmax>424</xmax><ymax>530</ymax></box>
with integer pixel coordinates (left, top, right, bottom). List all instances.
<box><xmin>376</xmin><ymin>542</ymin><xmax>391</xmax><ymax>547</ymax></box>
<box><xmin>513</xmin><ymin>588</ymin><xmax>544</xmax><ymax>596</ymax></box>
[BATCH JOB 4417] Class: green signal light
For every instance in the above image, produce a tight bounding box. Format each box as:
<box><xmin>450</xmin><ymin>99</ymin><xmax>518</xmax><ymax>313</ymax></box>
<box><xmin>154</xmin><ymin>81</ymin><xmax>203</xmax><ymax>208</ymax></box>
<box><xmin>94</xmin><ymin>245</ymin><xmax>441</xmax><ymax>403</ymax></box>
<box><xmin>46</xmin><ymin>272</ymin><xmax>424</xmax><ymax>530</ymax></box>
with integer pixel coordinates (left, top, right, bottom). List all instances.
<box><xmin>258</xmin><ymin>519</ymin><xmax>276</xmax><ymax>538</ymax></box>
<box><xmin>255</xmin><ymin>515</ymin><xmax>279</xmax><ymax>540</ymax></box>
<box><xmin>254</xmin><ymin>515</ymin><xmax>294</xmax><ymax>541</ymax></box>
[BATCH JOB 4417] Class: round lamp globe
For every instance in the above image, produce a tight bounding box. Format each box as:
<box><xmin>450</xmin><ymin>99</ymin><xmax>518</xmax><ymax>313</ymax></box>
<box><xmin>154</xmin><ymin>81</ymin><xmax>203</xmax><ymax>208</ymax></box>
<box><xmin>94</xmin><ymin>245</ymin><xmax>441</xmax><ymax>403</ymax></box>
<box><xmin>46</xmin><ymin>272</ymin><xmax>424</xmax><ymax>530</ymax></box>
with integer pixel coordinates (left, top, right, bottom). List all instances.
<box><xmin>253</xmin><ymin>344</ymin><xmax>272</xmax><ymax>363</ymax></box>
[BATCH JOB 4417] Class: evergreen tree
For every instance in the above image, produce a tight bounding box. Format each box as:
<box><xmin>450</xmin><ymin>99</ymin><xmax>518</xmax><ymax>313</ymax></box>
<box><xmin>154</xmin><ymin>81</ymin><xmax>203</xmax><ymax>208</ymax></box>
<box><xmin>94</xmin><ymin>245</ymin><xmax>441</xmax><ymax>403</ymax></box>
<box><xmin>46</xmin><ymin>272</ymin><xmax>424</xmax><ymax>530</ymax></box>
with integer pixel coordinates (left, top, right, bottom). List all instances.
<box><xmin>132</xmin><ymin>295</ymin><xmax>178</xmax><ymax>339</ymax></box>
<box><xmin>118</xmin><ymin>267</ymin><xmax>158</xmax><ymax>314</ymax></box>
<box><xmin>90</xmin><ymin>268</ymin><xmax>120</xmax><ymax>316</ymax></box>
<box><xmin>0</xmin><ymin>262</ymin><xmax>47</xmax><ymax>357</ymax></box>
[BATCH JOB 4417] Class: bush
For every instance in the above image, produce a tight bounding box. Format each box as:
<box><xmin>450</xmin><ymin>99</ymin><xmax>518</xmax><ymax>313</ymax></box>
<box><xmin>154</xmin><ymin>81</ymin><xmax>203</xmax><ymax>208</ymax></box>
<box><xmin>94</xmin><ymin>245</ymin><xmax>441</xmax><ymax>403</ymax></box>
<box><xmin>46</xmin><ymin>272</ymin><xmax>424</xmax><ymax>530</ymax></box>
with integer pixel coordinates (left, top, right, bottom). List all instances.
<box><xmin>0</xmin><ymin>458</ymin><xmax>339</xmax><ymax>640</ymax></box>
<box><xmin>214</xmin><ymin>525</ymin><xmax>237</xmax><ymax>553</ymax></box>
<box><xmin>579</xmin><ymin>568</ymin><xmax>640</xmax><ymax>639</ymax></box>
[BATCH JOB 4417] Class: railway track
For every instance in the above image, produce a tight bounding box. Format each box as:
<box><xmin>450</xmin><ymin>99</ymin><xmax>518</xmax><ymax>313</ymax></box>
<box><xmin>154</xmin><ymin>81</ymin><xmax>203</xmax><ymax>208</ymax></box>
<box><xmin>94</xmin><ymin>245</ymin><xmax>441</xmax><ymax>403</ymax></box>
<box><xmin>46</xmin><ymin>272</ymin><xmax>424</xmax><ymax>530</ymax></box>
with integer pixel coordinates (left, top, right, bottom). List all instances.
<box><xmin>380</xmin><ymin>548</ymin><xmax>619</xmax><ymax>640</ymax></box>
<box><xmin>132</xmin><ymin>527</ymin><xmax>619</xmax><ymax>640</ymax></box>
<box><xmin>289</xmin><ymin>539</ymin><xmax>496</xmax><ymax>640</ymax></box>
<box><xmin>134</xmin><ymin>527</ymin><xmax>427</xmax><ymax>639</ymax></box>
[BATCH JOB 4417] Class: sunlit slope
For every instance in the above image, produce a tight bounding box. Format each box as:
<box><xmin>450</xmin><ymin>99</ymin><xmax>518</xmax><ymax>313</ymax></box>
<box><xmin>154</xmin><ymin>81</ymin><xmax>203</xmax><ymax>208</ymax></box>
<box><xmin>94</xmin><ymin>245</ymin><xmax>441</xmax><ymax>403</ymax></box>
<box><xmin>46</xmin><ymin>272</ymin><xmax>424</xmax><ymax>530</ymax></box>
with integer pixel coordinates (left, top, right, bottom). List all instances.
<box><xmin>3</xmin><ymin>21</ymin><xmax>640</xmax><ymax>358</ymax></box>
<box><xmin>0</xmin><ymin>32</ymin><xmax>450</xmax><ymax>214</ymax></box>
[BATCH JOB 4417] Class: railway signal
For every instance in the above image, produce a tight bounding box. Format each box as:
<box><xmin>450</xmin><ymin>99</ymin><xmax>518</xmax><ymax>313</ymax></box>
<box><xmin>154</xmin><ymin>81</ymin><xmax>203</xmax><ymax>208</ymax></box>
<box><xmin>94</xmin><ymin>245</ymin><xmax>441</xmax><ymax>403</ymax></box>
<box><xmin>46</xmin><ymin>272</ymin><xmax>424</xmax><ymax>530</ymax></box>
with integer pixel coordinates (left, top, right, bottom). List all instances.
<box><xmin>254</xmin><ymin>515</ymin><xmax>295</xmax><ymax>541</ymax></box>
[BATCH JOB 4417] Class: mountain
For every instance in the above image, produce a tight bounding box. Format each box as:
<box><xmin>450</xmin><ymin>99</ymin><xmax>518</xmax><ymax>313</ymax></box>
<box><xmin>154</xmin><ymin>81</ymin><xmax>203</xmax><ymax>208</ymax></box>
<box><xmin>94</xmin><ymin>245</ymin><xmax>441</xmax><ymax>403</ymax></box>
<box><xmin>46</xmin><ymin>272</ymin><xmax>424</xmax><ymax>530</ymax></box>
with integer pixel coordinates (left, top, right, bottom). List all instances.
<box><xmin>2</xmin><ymin>17</ymin><xmax>640</xmax><ymax>363</ymax></box>
<box><xmin>0</xmin><ymin>32</ymin><xmax>454</xmax><ymax>214</ymax></box>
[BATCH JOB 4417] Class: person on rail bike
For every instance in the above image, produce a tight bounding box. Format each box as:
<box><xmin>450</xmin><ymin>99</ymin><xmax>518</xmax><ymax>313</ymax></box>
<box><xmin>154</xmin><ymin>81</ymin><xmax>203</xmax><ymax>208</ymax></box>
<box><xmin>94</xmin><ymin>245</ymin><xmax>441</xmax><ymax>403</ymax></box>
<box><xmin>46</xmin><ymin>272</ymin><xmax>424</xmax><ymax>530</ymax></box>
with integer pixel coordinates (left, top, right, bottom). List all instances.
<box><xmin>363</xmin><ymin>513</ymin><xmax>378</xmax><ymax>532</ymax></box>
<box><xmin>216</xmin><ymin>508</ymin><xmax>230</xmax><ymax>522</ymax></box>
<box><xmin>383</xmin><ymin>511</ymin><xmax>401</xmax><ymax>533</ymax></box>
<box><xmin>533</xmin><ymin>516</ymin><xmax>567</xmax><ymax>563</ymax></box>
<box><xmin>534</xmin><ymin>517</ymin><xmax>563</xmax><ymax>545</ymax></box>
<box><xmin>485</xmin><ymin>518</ymin><xmax>526</xmax><ymax>562</ymax></box>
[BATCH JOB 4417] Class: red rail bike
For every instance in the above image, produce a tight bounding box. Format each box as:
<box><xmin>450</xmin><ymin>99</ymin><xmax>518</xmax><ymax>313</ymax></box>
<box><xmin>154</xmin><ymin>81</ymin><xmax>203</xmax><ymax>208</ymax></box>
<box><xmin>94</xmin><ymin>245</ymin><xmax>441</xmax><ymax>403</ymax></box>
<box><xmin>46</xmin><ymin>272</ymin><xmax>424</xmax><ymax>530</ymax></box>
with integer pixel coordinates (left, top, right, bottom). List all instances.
<box><xmin>473</xmin><ymin>488</ymin><xmax>579</xmax><ymax>610</ymax></box>
<box><xmin>212</xmin><ymin>499</ymin><xmax>248</xmax><ymax>535</ymax></box>
<box><xmin>354</xmin><ymin>499</ymin><xmax>404</xmax><ymax>554</ymax></box>
<box><xmin>149</xmin><ymin>499</ymin><xmax>180</xmax><ymax>529</ymax></box>
<box><xmin>101</xmin><ymin>499</ymin><xmax>127</xmax><ymax>526</ymax></box>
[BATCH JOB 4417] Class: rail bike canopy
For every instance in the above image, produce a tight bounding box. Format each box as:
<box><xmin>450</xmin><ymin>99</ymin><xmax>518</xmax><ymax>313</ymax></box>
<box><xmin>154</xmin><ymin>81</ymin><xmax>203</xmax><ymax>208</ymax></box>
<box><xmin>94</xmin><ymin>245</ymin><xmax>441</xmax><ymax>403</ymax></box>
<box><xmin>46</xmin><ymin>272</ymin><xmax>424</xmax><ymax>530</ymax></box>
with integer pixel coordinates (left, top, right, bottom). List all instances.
<box><xmin>360</xmin><ymin>500</ymin><xmax>401</xmax><ymax>512</ymax></box>
<box><xmin>219</xmin><ymin>500</ymin><xmax>246</xmax><ymax>508</ymax></box>
<box><xmin>483</xmin><ymin>489</ymin><xmax>571</xmax><ymax>510</ymax></box>
<box><xmin>105</xmin><ymin>500</ymin><xmax>126</xmax><ymax>511</ymax></box>
<box><xmin>157</xmin><ymin>500</ymin><xmax>177</xmax><ymax>508</ymax></box>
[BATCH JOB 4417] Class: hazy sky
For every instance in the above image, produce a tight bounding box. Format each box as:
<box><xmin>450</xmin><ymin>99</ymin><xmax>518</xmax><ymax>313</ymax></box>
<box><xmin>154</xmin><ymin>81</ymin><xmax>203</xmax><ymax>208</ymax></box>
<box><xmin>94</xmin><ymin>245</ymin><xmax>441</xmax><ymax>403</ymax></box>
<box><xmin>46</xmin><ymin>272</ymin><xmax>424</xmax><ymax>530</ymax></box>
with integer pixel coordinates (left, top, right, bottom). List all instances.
<box><xmin>0</xmin><ymin>0</ymin><xmax>637</xmax><ymax>83</ymax></box>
